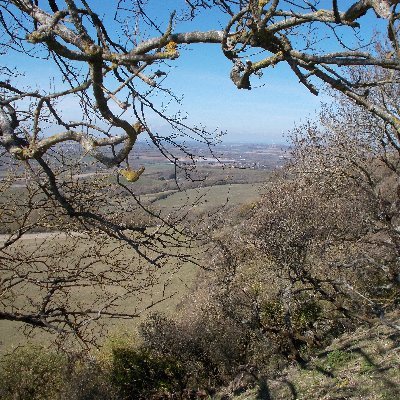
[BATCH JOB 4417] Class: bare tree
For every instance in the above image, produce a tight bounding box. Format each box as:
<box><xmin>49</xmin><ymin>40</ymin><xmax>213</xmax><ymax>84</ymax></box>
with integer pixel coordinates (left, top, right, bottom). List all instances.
<box><xmin>194</xmin><ymin>65</ymin><xmax>400</xmax><ymax>364</ymax></box>
<box><xmin>236</xmin><ymin>69</ymin><xmax>400</xmax><ymax>354</ymax></box>
<box><xmin>287</xmin><ymin>68</ymin><xmax>400</xmax><ymax>319</ymax></box>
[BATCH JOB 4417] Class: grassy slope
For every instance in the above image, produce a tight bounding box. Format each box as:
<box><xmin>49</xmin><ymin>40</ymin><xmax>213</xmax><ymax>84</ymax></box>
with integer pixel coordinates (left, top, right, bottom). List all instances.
<box><xmin>0</xmin><ymin>234</ymin><xmax>200</xmax><ymax>353</ymax></box>
<box><xmin>228</xmin><ymin>312</ymin><xmax>400</xmax><ymax>400</ymax></box>
<box><xmin>150</xmin><ymin>183</ymin><xmax>264</xmax><ymax>212</ymax></box>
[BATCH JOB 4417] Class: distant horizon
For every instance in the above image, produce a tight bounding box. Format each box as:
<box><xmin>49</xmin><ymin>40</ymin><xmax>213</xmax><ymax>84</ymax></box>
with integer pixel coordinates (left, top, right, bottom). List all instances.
<box><xmin>135</xmin><ymin>135</ymin><xmax>291</xmax><ymax>146</ymax></box>
<box><xmin>54</xmin><ymin>137</ymin><xmax>291</xmax><ymax>149</ymax></box>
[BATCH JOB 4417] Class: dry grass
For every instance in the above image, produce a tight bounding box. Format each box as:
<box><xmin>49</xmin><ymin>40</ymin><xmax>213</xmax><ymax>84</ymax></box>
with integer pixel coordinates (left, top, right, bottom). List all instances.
<box><xmin>0</xmin><ymin>233</ymin><xmax>200</xmax><ymax>353</ymax></box>
<box><xmin>227</xmin><ymin>311</ymin><xmax>400</xmax><ymax>400</ymax></box>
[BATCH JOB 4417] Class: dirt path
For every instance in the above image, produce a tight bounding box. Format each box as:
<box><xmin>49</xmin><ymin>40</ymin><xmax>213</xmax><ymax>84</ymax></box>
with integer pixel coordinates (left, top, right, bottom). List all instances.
<box><xmin>0</xmin><ymin>231</ymin><xmax>88</xmax><ymax>242</ymax></box>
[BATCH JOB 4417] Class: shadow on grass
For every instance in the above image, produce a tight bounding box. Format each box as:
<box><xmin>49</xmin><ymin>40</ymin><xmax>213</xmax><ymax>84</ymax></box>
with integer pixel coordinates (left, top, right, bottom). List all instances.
<box><xmin>256</xmin><ymin>376</ymin><xmax>298</xmax><ymax>400</ymax></box>
<box><xmin>353</xmin><ymin>346</ymin><xmax>400</xmax><ymax>397</ymax></box>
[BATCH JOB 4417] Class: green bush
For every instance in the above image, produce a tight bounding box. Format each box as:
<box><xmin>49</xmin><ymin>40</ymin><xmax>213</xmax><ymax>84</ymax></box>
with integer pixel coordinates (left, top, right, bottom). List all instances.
<box><xmin>111</xmin><ymin>346</ymin><xmax>185</xmax><ymax>400</ymax></box>
<box><xmin>60</xmin><ymin>360</ymin><xmax>117</xmax><ymax>400</ymax></box>
<box><xmin>324</xmin><ymin>350</ymin><xmax>355</xmax><ymax>371</ymax></box>
<box><xmin>140</xmin><ymin>311</ymin><xmax>249</xmax><ymax>391</ymax></box>
<box><xmin>293</xmin><ymin>299</ymin><xmax>322</xmax><ymax>330</ymax></box>
<box><xmin>0</xmin><ymin>345</ymin><xmax>118</xmax><ymax>400</ymax></box>
<box><xmin>260</xmin><ymin>300</ymin><xmax>285</xmax><ymax>328</ymax></box>
<box><xmin>0</xmin><ymin>345</ymin><xmax>67</xmax><ymax>400</ymax></box>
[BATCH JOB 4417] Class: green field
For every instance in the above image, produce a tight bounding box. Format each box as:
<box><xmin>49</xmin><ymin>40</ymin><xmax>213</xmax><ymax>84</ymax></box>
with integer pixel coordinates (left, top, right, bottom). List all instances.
<box><xmin>148</xmin><ymin>182</ymin><xmax>264</xmax><ymax>211</ymax></box>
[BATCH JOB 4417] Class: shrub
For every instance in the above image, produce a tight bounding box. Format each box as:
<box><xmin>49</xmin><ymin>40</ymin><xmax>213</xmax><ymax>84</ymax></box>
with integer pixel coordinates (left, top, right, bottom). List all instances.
<box><xmin>0</xmin><ymin>345</ymin><xmax>67</xmax><ymax>400</ymax></box>
<box><xmin>60</xmin><ymin>359</ymin><xmax>117</xmax><ymax>400</ymax></box>
<box><xmin>110</xmin><ymin>345</ymin><xmax>185</xmax><ymax>400</ymax></box>
<box><xmin>139</xmin><ymin>308</ymin><xmax>250</xmax><ymax>393</ymax></box>
<box><xmin>0</xmin><ymin>345</ymin><xmax>119</xmax><ymax>400</ymax></box>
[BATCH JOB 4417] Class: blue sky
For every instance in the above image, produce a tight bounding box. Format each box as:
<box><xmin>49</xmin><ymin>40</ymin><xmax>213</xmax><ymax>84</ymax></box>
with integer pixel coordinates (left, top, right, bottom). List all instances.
<box><xmin>118</xmin><ymin>0</ymin><xmax>324</xmax><ymax>143</ymax></box>
<box><xmin>164</xmin><ymin>45</ymin><xmax>322</xmax><ymax>143</ymax></box>
<box><xmin>4</xmin><ymin>1</ymin><xmax>388</xmax><ymax>144</ymax></box>
<box><xmin>120</xmin><ymin>0</ymin><xmax>386</xmax><ymax>143</ymax></box>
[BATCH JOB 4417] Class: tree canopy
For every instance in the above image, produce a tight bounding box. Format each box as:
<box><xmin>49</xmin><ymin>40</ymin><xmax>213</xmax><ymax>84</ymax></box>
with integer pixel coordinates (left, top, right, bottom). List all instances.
<box><xmin>1</xmin><ymin>1</ymin><xmax>400</xmax><ymax>167</ymax></box>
